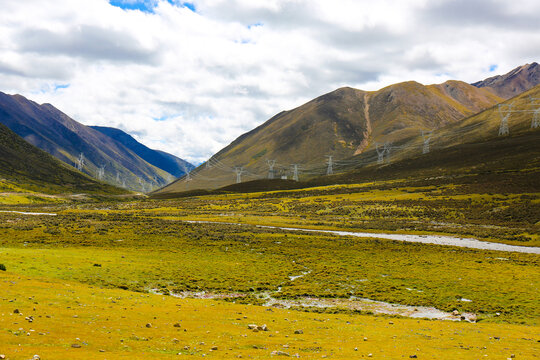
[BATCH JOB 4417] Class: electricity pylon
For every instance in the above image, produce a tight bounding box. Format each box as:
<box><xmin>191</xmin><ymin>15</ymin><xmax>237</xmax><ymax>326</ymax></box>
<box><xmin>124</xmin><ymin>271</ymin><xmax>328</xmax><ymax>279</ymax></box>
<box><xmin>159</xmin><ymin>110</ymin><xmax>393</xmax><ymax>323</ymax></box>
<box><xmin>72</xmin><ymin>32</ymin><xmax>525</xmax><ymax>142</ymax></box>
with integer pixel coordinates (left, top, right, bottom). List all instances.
<box><xmin>267</xmin><ymin>160</ymin><xmax>276</xmax><ymax>179</ymax></box>
<box><xmin>76</xmin><ymin>153</ymin><xmax>85</xmax><ymax>171</ymax></box>
<box><xmin>325</xmin><ymin>155</ymin><xmax>333</xmax><ymax>175</ymax></box>
<box><xmin>383</xmin><ymin>142</ymin><xmax>392</xmax><ymax>163</ymax></box>
<box><xmin>530</xmin><ymin>97</ymin><xmax>540</xmax><ymax>129</ymax></box>
<box><xmin>234</xmin><ymin>167</ymin><xmax>244</xmax><ymax>183</ymax></box>
<box><xmin>421</xmin><ymin>131</ymin><xmax>432</xmax><ymax>154</ymax></box>
<box><xmin>291</xmin><ymin>164</ymin><xmax>299</xmax><ymax>181</ymax></box>
<box><xmin>533</xmin><ymin>109</ymin><xmax>540</xmax><ymax>129</ymax></box>
<box><xmin>376</xmin><ymin>143</ymin><xmax>385</xmax><ymax>164</ymax></box>
<box><xmin>97</xmin><ymin>165</ymin><xmax>105</xmax><ymax>180</ymax></box>
<box><xmin>498</xmin><ymin>103</ymin><xmax>513</xmax><ymax>136</ymax></box>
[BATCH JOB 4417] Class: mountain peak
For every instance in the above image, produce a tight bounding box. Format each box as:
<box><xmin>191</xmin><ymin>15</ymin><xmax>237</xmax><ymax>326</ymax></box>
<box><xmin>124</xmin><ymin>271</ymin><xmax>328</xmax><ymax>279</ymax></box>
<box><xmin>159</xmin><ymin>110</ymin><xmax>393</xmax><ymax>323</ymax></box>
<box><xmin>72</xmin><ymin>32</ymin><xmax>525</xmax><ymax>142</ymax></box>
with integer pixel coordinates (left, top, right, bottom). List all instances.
<box><xmin>472</xmin><ymin>62</ymin><xmax>540</xmax><ymax>99</ymax></box>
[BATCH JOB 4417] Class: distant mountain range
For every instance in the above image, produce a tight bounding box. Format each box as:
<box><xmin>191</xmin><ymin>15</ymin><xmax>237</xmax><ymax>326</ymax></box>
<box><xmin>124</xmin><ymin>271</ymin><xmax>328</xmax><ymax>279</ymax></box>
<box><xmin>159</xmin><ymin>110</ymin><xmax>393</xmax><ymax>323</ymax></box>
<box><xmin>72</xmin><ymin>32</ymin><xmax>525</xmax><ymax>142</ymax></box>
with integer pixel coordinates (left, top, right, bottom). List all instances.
<box><xmin>90</xmin><ymin>126</ymin><xmax>193</xmax><ymax>178</ymax></box>
<box><xmin>0</xmin><ymin>92</ymin><xmax>193</xmax><ymax>192</ymax></box>
<box><xmin>0</xmin><ymin>122</ymin><xmax>123</xmax><ymax>195</ymax></box>
<box><xmin>155</xmin><ymin>63</ymin><xmax>540</xmax><ymax>195</ymax></box>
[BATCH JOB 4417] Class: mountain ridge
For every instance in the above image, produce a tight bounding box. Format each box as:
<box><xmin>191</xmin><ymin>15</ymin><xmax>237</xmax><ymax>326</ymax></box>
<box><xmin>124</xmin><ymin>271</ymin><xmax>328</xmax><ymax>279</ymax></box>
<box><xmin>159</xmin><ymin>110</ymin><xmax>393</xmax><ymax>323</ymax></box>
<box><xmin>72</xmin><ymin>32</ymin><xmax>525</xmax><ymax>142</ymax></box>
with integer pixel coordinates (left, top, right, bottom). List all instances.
<box><xmin>472</xmin><ymin>62</ymin><xmax>540</xmax><ymax>99</ymax></box>
<box><xmin>155</xmin><ymin>78</ymin><xmax>507</xmax><ymax>194</ymax></box>
<box><xmin>0</xmin><ymin>92</ymin><xmax>193</xmax><ymax>192</ymax></box>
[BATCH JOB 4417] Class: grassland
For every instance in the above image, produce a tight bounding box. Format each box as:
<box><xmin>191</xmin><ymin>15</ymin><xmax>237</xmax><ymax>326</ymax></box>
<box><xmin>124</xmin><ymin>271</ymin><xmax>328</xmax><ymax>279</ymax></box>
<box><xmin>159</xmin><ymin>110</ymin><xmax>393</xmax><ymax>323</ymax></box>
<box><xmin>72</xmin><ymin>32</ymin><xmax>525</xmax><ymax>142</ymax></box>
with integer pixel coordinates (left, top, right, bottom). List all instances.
<box><xmin>0</xmin><ymin>172</ymin><xmax>538</xmax><ymax>359</ymax></box>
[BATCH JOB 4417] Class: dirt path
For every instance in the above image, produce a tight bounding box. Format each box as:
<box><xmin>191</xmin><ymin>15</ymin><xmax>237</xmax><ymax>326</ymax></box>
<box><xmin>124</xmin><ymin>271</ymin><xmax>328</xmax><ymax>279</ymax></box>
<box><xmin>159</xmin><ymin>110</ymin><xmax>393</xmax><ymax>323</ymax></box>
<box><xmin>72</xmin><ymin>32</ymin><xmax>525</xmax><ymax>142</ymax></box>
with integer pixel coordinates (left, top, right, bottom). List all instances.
<box><xmin>354</xmin><ymin>92</ymin><xmax>372</xmax><ymax>155</ymax></box>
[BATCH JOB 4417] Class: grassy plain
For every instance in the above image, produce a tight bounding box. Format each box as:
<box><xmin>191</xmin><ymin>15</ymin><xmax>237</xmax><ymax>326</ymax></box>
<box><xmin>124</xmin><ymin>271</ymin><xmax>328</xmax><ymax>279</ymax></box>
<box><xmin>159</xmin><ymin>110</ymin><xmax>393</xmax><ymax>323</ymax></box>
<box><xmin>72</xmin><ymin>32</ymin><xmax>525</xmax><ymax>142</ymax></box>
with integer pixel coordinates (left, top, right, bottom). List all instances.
<box><xmin>0</xmin><ymin>176</ymin><xmax>538</xmax><ymax>359</ymax></box>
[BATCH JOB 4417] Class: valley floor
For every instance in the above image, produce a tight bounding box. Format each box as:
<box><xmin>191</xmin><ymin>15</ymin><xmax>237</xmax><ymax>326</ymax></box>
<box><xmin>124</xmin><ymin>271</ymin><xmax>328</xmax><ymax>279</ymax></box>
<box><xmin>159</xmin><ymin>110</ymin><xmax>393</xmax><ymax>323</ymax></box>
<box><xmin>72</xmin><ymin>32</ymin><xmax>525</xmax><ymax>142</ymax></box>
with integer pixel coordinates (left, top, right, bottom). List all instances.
<box><xmin>1</xmin><ymin>272</ymin><xmax>538</xmax><ymax>360</ymax></box>
<box><xmin>0</xmin><ymin>177</ymin><xmax>538</xmax><ymax>358</ymax></box>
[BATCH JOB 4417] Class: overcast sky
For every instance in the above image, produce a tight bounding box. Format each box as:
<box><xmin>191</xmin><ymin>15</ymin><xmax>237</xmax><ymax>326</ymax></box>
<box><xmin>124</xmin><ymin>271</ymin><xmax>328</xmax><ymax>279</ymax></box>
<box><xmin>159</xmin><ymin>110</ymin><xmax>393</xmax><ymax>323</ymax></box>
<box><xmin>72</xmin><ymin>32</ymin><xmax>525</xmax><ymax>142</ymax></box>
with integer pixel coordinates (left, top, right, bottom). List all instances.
<box><xmin>1</xmin><ymin>0</ymin><xmax>539</xmax><ymax>164</ymax></box>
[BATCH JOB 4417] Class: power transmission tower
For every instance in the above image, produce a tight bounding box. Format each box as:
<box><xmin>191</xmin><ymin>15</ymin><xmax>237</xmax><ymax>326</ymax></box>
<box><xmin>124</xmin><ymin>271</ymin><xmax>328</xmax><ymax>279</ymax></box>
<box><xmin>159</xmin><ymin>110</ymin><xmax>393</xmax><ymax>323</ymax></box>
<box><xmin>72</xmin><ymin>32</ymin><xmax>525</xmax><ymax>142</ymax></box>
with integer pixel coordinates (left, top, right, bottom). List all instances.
<box><xmin>138</xmin><ymin>178</ymin><xmax>146</xmax><ymax>192</ymax></box>
<box><xmin>376</xmin><ymin>143</ymin><xmax>385</xmax><ymax>164</ymax></box>
<box><xmin>383</xmin><ymin>142</ymin><xmax>392</xmax><ymax>163</ymax></box>
<box><xmin>498</xmin><ymin>103</ymin><xmax>513</xmax><ymax>136</ymax></box>
<box><xmin>97</xmin><ymin>165</ymin><xmax>105</xmax><ymax>180</ymax></box>
<box><xmin>291</xmin><ymin>164</ymin><xmax>299</xmax><ymax>181</ymax></box>
<box><xmin>76</xmin><ymin>153</ymin><xmax>85</xmax><ymax>171</ymax></box>
<box><xmin>122</xmin><ymin>179</ymin><xmax>126</xmax><ymax>188</ymax></box>
<box><xmin>530</xmin><ymin>97</ymin><xmax>540</xmax><ymax>129</ymax></box>
<box><xmin>267</xmin><ymin>160</ymin><xmax>276</xmax><ymax>179</ymax></box>
<box><xmin>421</xmin><ymin>131</ymin><xmax>432</xmax><ymax>154</ymax></box>
<box><xmin>116</xmin><ymin>171</ymin><xmax>120</xmax><ymax>183</ymax></box>
<box><xmin>533</xmin><ymin>109</ymin><xmax>540</xmax><ymax>129</ymax></box>
<box><xmin>234</xmin><ymin>167</ymin><xmax>244</xmax><ymax>183</ymax></box>
<box><xmin>325</xmin><ymin>155</ymin><xmax>333</xmax><ymax>175</ymax></box>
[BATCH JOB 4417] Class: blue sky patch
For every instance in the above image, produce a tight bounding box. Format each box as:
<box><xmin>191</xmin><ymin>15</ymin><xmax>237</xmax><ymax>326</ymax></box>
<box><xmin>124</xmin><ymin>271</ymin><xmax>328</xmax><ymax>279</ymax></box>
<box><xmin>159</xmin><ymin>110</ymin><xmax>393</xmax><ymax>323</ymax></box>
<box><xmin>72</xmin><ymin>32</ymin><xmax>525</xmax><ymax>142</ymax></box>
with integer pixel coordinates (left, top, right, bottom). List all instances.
<box><xmin>54</xmin><ymin>83</ymin><xmax>70</xmax><ymax>91</ymax></box>
<box><xmin>248</xmin><ymin>22</ymin><xmax>263</xmax><ymax>29</ymax></box>
<box><xmin>489</xmin><ymin>64</ymin><xmax>498</xmax><ymax>72</ymax></box>
<box><xmin>109</xmin><ymin>1</ymin><xmax>196</xmax><ymax>13</ymax></box>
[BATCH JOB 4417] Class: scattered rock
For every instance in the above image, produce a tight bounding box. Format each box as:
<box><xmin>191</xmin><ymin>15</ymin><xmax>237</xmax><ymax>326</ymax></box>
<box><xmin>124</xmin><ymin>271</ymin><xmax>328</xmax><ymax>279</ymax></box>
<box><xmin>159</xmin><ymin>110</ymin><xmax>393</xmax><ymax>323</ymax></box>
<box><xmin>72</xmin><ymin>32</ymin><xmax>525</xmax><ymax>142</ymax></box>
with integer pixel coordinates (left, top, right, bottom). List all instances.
<box><xmin>173</xmin><ymin>323</ymin><xmax>181</xmax><ymax>327</ymax></box>
<box><xmin>248</xmin><ymin>324</ymin><xmax>258</xmax><ymax>330</ymax></box>
<box><xmin>71</xmin><ymin>344</ymin><xmax>82</xmax><ymax>348</ymax></box>
<box><xmin>271</xmin><ymin>350</ymin><xmax>290</xmax><ymax>356</ymax></box>
<box><xmin>13</xmin><ymin>309</ymin><xmax>20</xmax><ymax>314</ymax></box>
<box><xmin>294</xmin><ymin>329</ymin><xmax>303</xmax><ymax>334</ymax></box>
<box><xmin>172</xmin><ymin>338</ymin><xmax>179</xmax><ymax>343</ymax></box>
<box><xmin>99</xmin><ymin>349</ymin><xmax>106</xmax><ymax>352</ymax></box>
<box><xmin>364</xmin><ymin>337</ymin><xmax>368</xmax><ymax>341</ymax></box>
<box><xmin>0</xmin><ymin>355</ymin><xmax>5</xmax><ymax>359</ymax></box>
<box><xmin>211</xmin><ymin>346</ymin><xmax>218</xmax><ymax>351</ymax></box>
<box><xmin>452</xmin><ymin>310</ymin><xmax>459</xmax><ymax>316</ymax></box>
<box><xmin>184</xmin><ymin>346</ymin><xmax>190</xmax><ymax>350</ymax></box>
<box><xmin>32</xmin><ymin>356</ymin><xmax>40</xmax><ymax>360</ymax></box>
<box><xmin>410</xmin><ymin>355</ymin><xmax>418</xmax><ymax>358</ymax></box>
<box><xmin>145</xmin><ymin>323</ymin><xmax>152</xmax><ymax>328</ymax></box>
<box><xmin>257</xmin><ymin>324</ymin><xmax>269</xmax><ymax>331</ymax></box>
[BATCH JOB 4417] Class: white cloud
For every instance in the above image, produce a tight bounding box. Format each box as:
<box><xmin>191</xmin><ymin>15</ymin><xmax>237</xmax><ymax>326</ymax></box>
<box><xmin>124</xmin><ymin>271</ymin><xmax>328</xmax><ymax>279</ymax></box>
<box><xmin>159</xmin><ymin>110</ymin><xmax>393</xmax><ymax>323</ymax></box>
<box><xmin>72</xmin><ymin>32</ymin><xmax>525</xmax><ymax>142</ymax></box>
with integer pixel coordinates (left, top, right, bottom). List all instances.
<box><xmin>0</xmin><ymin>0</ymin><xmax>539</xmax><ymax>163</ymax></box>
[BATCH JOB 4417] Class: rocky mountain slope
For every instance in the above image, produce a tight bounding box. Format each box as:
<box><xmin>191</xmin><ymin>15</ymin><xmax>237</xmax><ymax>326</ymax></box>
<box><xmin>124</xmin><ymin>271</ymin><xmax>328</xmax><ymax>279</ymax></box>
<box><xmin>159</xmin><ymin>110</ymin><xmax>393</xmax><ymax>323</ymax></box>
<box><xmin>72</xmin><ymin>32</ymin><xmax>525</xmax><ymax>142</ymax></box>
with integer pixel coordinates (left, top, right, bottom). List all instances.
<box><xmin>472</xmin><ymin>62</ymin><xmax>540</xmax><ymax>99</ymax></box>
<box><xmin>91</xmin><ymin>126</ymin><xmax>194</xmax><ymax>178</ymax></box>
<box><xmin>154</xmin><ymin>79</ymin><xmax>503</xmax><ymax>194</ymax></box>
<box><xmin>0</xmin><ymin>122</ymin><xmax>124</xmax><ymax>195</ymax></box>
<box><xmin>0</xmin><ymin>92</ymin><xmax>192</xmax><ymax>192</ymax></box>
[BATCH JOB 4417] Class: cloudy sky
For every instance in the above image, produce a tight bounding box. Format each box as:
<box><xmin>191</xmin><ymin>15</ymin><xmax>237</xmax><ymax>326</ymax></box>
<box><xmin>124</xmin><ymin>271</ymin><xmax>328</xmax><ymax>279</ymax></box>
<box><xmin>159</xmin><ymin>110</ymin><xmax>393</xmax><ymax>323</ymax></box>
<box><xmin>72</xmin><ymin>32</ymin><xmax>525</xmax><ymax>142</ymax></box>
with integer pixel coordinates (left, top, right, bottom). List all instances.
<box><xmin>1</xmin><ymin>0</ymin><xmax>539</xmax><ymax>164</ymax></box>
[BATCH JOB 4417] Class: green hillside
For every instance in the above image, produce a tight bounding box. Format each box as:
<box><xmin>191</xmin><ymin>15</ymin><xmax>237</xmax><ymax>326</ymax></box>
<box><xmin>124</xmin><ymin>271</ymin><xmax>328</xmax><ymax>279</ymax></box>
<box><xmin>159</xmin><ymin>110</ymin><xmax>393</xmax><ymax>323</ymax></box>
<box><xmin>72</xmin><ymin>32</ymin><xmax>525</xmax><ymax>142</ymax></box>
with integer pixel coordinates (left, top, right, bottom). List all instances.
<box><xmin>0</xmin><ymin>122</ymin><xmax>127</xmax><ymax>203</ymax></box>
<box><xmin>154</xmin><ymin>80</ymin><xmax>503</xmax><ymax>195</ymax></box>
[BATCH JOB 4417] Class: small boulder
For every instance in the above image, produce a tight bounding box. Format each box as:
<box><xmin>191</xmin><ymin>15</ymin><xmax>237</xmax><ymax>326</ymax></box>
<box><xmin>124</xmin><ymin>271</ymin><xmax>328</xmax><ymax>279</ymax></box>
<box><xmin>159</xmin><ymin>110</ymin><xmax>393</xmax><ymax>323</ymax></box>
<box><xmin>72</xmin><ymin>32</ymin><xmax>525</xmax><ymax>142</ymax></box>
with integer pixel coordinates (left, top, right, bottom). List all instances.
<box><xmin>271</xmin><ymin>350</ymin><xmax>290</xmax><ymax>356</ymax></box>
<box><xmin>452</xmin><ymin>310</ymin><xmax>459</xmax><ymax>316</ymax></box>
<box><xmin>145</xmin><ymin>323</ymin><xmax>152</xmax><ymax>328</ymax></box>
<box><xmin>13</xmin><ymin>309</ymin><xmax>20</xmax><ymax>314</ymax></box>
<box><xmin>71</xmin><ymin>344</ymin><xmax>82</xmax><ymax>348</ymax></box>
<box><xmin>294</xmin><ymin>329</ymin><xmax>303</xmax><ymax>334</ymax></box>
<box><xmin>173</xmin><ymin>323</ymin><xmax>181</xmax><ymax>328</ymax></box>
<box><xmin>247</xmin><ymin>324</ymin><xmax>258</xmax><ymax>330</ymax></box>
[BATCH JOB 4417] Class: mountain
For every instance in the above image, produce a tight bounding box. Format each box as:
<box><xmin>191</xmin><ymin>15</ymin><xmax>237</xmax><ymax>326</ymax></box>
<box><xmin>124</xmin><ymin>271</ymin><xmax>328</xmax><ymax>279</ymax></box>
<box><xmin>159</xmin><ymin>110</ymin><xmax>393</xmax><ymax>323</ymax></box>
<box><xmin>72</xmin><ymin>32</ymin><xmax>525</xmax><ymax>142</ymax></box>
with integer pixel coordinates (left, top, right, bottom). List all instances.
<box><xmin>472</xmin><ymin>62</ymin><xmax>540</xmax><ymax>99</ymax></box>
<box><xmin>91</xmin><ymin>126</ymin><xmax>194</xmax><ymax>177</ymax></box>
<box><xmin>0</xmin><ymin>92</ymin><xmax>191</xmax><ymax>192</ymax></box>
<box><xmin>0</xmin><ymin>122</ymin><xmax>124</xmax><ymax>196</ymax></box>
<box><xmin>154</xmin><ymin>84</ymin><xmax>540</xmax><ymax>198</ymax></box>
<box><xmin>154</xmin><ymin>79</ymin><xmax>503</xmax><ymax>195</ymax></box>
